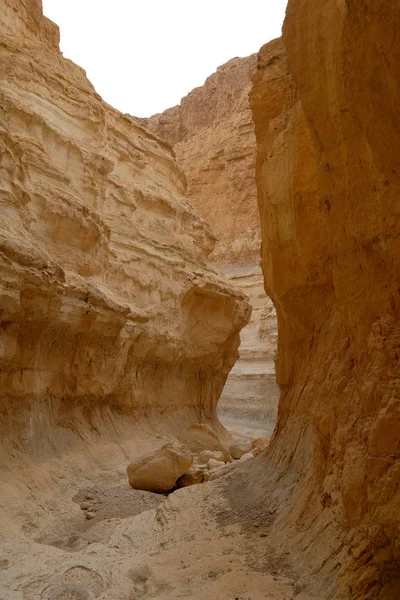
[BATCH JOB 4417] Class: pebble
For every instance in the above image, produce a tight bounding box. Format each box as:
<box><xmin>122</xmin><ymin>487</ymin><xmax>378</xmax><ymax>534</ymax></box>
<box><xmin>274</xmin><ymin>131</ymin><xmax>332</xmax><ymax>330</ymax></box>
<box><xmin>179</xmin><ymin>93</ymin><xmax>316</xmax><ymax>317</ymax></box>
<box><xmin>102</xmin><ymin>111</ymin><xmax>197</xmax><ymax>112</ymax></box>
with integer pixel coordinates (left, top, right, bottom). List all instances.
<box><xmin>85</xmin><ymin>512</ymin><xmax>96</xmax><ymax>520</ymax></box>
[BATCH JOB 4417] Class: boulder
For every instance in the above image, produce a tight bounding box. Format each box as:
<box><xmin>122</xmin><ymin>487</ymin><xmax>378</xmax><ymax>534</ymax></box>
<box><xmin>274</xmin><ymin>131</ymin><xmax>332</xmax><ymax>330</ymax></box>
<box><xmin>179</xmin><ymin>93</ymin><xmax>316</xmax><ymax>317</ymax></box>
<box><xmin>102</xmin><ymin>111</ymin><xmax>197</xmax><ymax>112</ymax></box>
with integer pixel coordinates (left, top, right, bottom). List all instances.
<box><xmin>179</xmin><ymin>424</ymin><xmax>230</xmax><ymax>461</ymax></box>
<box><xmin>127</xmin><ymin>442</ymin><xmax>192</xmax><ymax>492</ymax></box>
<box><xmin>197</xmin><ymin>450</ymin><xmax>226</xmax><ymax>464</ymax></box>
<box><xmin>176</xmin><ymin>466</ymin><xmax>205</xmax><ymax>488</ymax></box>
<box><xmin>229</xmin><ymin>440</ymin><xmax>252</xmax><ymax>459</ymax></box>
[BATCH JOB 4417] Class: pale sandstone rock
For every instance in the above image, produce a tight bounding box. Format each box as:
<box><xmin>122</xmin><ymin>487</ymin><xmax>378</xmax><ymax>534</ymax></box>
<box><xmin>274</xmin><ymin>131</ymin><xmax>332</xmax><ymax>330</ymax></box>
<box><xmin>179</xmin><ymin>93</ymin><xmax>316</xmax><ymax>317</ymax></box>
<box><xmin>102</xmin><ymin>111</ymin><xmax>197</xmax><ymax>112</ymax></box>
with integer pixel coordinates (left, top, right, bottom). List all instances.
<box><xmin>127</xmin><ymin>442</ymin><xmax>192</xmax><ymax>492</ymax></box>
<box><xmin>229</xmin><ymin>440</ymin><xmax>252</xmax><ymax>460</ymax></box>
<box><xmin>176</xmin><ymin>466</ymin><xmax>205</xmax><ymax>488</ymax></box>
<box><xmin>239</xmin><ymin>452</ymin><xmax>254</xmax><ymax>462</ymax></box>
<box><xmin>250</xmin><ymin>6</ymin><xmax>400</xmax><ymax>595</ymax></box>
<box><xmin>208</xmin><ymin>459</ymin><xmax>225</xmax><ymax>470</ymax></box>
<box><xmin>0</xmin><ymin>0</ymin><xmax>251</xmax><ymax>512</ymax></box>
<box><xmin>139</xmin><ymin>56</ymin><xmax>259</xmax><ymax>267</ymax></box>
<box><xmin>197</xmin><ymin>450</ymin><xmax>225</xmax><ymax>465</ymax></box>
<box><xmin>179</xmin><ymin>424</ymin><xmax>230</xmax><ymax>461</ymax></box>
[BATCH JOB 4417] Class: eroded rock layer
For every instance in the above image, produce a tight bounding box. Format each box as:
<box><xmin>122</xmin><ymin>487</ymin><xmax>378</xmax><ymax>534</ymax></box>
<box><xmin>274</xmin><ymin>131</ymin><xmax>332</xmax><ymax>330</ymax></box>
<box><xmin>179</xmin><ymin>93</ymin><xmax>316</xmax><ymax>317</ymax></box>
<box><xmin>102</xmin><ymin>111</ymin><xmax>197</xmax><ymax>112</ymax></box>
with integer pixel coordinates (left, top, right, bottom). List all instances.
<box><xmin>0</xmin><ymin>0</ymin><xmax>250</xmax><ymax>522</ymax></box>
<box><xmin>250</xmin><ymin>11</ymin><xmax>400</xmax><ymax>599</ymax></box>
<box><xmin>218</xmin><ymin>266</ymin><xmax>278</xmax><ymax>436</ymax></box>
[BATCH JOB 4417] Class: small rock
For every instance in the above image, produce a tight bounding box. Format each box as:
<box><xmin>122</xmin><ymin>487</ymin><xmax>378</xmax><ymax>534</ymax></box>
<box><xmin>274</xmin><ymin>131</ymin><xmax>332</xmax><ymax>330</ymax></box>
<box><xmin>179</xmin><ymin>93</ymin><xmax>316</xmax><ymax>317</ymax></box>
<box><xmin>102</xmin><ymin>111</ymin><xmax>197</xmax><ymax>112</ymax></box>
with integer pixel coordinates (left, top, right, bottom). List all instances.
<box><xmin>208</xmin><ymin>458</ymin><xmax>225</xmax><ymax>470</ymax></box>
<box><xmin>229</xmin><ymin>440</ymin><xmax>252</xmax><ymax>459</ymax></box>
<box><xmin>198</xmin><ymin>450</ymin><xmax>225</xmax><ymax>464</ymax></box>
<box><xmin>80</xmin><ymin>501</ymin><xmax>91</xmax><ymax>510</ymax></box>
<box><xmin>85</xmin><ymin>512</ymin><xmax>96</xmax><ymax>520</ymax></box>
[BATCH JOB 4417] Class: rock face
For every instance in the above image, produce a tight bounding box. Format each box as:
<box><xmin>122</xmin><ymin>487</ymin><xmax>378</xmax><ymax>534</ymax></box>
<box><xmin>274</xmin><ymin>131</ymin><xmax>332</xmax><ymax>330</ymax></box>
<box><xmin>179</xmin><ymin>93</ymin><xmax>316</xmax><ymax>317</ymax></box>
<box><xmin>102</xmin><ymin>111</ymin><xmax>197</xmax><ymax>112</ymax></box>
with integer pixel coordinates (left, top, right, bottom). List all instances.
<box><xmin>140</xmin><ymin>57</ymin><xmax>279</xmax><ymax>434</ymax></box>
<box><xmin>250</xmin><ymin>10</ymin><xmax>400</xmax><ymax>598</ymax></box>
<box><xmin>139</xmin><ymin>55</ymin><xmax>259</xmax><ymax>267</ymax></box>
<box><xmin>127</xmin><ymin>442</ymin><xmax>193</xmax><ymax>492</ymax></box>
<box><xmin>0</xmin><ymin>0</ymin><xmax>250</xmax><ymax>518</ymax></box>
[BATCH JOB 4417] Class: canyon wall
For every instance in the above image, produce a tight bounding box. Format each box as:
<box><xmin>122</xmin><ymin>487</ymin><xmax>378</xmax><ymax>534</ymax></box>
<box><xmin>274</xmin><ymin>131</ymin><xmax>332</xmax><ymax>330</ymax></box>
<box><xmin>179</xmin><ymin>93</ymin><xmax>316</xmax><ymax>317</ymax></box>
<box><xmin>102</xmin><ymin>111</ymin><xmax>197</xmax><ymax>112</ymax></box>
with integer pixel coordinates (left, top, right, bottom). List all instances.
<box><xmin>140</xmin><ymin>57</ymin><xmax>278</xmax><ymax>432</ymax></box>
<box><xmin>0</xmin><ymin>0</ymin><xmax>250</xmax><ymax>523</ymax></box>
<box><xmin>250</xmin><ymin>6</ymin><xmax>400</xmax><ymax>598</ymax></box>
<box><xmin>139</xmin><ymin>55</ymin><xmax>259</xmax><ymax>267</ymax></box>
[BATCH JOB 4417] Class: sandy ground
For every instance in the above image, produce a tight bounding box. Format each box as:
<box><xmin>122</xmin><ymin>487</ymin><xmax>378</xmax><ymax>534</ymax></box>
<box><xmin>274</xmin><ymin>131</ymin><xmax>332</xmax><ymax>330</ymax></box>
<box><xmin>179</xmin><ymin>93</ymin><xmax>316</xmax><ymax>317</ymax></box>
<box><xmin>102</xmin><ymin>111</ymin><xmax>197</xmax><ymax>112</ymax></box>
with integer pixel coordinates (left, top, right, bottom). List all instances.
<box><xmin>0</xmin><ymin>416</ymin><xmax>300</xmax><ymax>600</ymax></box>
<box><xmin>0</xmin><ymin>461</ymin><xmax>298</xmax><ymax>600</ymax></box>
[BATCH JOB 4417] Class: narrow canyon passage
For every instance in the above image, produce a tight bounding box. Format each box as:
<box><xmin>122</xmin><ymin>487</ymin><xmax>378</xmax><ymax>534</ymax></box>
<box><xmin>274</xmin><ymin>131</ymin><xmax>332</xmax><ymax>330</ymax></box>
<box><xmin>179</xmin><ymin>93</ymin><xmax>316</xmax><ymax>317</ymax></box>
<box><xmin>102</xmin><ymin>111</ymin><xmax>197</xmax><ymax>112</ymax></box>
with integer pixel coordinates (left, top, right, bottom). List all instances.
<box><xmin>140</xmin><ymin>56</ymin><xmax>280</xmax><ymax>441</ymax></box>
<box><xmin>1</xmin><ymin>1</ymin><xmax>399</xmax><ymax>599</ymax></box>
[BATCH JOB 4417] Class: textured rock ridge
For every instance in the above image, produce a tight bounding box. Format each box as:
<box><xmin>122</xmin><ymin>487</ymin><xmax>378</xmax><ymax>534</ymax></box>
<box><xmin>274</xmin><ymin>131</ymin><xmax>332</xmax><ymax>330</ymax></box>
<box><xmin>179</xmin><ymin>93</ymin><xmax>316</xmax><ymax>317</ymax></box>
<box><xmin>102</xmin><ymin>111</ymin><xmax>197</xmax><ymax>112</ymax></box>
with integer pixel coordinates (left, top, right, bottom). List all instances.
<box><xmin>0</xmin><ymin>0</ymin><xmax>250</xmax><ymax>521</ymax></box>
<box><xmin>250</xmin><ymin>11</ymin><xmax>400</xmax><ymax>599</ymax></box>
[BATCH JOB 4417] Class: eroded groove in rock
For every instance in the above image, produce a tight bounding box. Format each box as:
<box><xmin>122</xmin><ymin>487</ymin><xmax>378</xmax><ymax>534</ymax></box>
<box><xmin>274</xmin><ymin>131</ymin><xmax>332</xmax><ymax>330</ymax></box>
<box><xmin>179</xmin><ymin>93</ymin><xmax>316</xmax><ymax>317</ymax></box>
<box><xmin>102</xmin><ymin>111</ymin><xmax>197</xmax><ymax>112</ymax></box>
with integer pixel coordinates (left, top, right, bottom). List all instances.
<box><xmin>0</xmin><ymin>0</ymin><xmax>250</xmax><ymax>525</ymax></box>
<box><xmin>250</xmin><ymin>10</ymin><xmax>400</xmax><ymax>600</ymax></box>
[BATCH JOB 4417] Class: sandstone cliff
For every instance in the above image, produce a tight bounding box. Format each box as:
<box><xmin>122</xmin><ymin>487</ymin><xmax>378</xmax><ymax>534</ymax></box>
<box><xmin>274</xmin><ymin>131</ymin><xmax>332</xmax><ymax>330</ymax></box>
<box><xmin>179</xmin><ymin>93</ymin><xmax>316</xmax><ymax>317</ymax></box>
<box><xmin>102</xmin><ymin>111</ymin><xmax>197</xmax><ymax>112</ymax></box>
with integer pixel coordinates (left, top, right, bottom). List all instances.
<box><xmin>0</xmin><ymin>0</ymin><xmax>250</xmax><ymax>527</ymax></box>
<box><xmin>249</xmin><ymin>10</ymin><xmax>400</xmax><ymax>598</ymax></box>
<box><xmin>140</xmin><ymin>56</ymin><xmax>279</xmax><ymax>432</ymax></box>
<box><xmin>139</xmin><ymin>55</ymin><xmax>259</xmax><ymax>267</ymax></box>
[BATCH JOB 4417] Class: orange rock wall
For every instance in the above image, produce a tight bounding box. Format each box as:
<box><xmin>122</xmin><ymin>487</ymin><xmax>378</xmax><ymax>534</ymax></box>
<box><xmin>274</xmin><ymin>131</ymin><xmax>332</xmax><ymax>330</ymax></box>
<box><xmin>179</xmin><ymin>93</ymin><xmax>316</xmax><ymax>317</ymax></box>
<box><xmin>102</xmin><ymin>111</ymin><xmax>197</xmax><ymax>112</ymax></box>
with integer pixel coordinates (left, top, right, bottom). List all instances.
<box><xmin>251</xmin><ymin>6</ymin><xmax>400</xmax><ymax>598</ymax></box>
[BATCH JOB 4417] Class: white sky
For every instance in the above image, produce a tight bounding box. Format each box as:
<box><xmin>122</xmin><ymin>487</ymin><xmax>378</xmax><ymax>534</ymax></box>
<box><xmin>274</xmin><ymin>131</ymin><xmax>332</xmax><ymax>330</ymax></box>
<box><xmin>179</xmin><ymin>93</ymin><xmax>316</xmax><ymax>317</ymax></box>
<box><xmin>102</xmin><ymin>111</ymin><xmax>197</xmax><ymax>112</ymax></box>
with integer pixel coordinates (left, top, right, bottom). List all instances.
<box><xmin>42</xmin><ymin>1</ymin><xmax>287</xmax><ymax>118</ymax></box>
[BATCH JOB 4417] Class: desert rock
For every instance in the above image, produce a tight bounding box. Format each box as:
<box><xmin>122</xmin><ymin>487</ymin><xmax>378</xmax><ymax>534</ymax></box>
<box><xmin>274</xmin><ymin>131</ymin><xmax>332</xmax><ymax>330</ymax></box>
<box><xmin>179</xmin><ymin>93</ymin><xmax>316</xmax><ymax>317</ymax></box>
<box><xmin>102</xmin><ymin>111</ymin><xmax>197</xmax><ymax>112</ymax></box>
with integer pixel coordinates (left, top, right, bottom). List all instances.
<box><xmin>239</xmin><ymin>452</ymin><xmax>254</xmax><ymax>462</ymax></box>
<box><xmin>0</xmin><ymin>0</ymin><xmax>250</xmax><ymax>522</ymax></box>
<box><xmin>127</xmin><ymin>442</ymin><xmax>193</xmax><ymax>493</ymax></box>
<box><xmin>197</xmin><ymin>450</ymin><xmax>225</xmax><ymax>465</ymax></box>
<box><xmin>208</xmin><ymin>459</ymin><xmax>226</xmax><ymax>470</ymax></box>
<box><xmin>179</xmin><ymin>424</ymin><xmax>230</xmax><ymax>461</ymax></box>
<box><xmin>229</xmin><ymin>440</ymin><xmax>252</xmax><ymax>460</ymax></box>
<box><xmin>139</xmin><ymin>56</ymin><xmax>259</xmax><ymax>267</ymax></box>
<box><xmin>140</xmin><ymin>60</ymin><xmax>279</xmax><ymax>433</ymax></box>
<box><xmin>176</xmin><ymin>466</ymin><xmax>205</xmax><ymax>488</ymax></box>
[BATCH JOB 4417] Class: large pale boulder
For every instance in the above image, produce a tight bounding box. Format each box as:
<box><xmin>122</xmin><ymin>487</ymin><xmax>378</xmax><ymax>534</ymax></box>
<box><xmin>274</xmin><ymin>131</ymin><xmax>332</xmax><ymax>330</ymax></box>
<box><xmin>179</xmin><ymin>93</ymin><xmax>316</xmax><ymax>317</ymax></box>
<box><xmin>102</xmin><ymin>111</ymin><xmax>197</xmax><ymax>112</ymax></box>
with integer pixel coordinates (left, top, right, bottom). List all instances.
<box><xmin>179</xmin><ymin>424</ymin><xmax>230</xmax><ymax>461</ymax></box>
<box><xmin>127</xmin><ymin>442</ymin><xmax>192</xmax><ymax>492</ymax></box>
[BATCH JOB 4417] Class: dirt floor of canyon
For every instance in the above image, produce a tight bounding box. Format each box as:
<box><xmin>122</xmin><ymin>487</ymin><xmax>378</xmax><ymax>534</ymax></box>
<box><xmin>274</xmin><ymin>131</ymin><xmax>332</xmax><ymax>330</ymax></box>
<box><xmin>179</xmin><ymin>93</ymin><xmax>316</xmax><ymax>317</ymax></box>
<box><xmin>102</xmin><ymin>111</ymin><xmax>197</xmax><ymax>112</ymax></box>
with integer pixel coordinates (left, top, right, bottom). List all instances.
<box><xmin>0</xmin><ymin>451</ymin><xmax>299</xmax><ymax>600</ymax></box>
